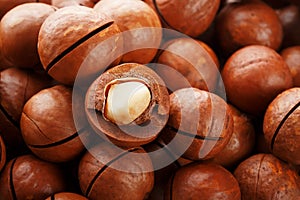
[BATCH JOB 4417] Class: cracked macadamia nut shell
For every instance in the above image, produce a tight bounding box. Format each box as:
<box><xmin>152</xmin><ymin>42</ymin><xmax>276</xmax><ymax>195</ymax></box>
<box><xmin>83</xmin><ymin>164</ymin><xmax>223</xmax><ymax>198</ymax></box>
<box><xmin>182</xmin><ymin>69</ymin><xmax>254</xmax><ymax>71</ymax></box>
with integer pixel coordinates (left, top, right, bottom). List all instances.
<box><xmin>145</xmin><ymin>0</ymin><xmax>220</xmax><ymax>37</ymax></box>
<box><xmin>0</xmin><ymin>3</ymin><xmax>56</xmax><ymax>68</ymax></box>
<box><xmin>263</xmin><ymin>87</ymin><xmax>300</xmax><ymax>165</ymax></box>
<box><xmin>94</xmin><ymin>0</ymin><xmax>162</xmax><ymax>64</ymax></box>
<box><xmin>20</xmin><ymin>85</ymin><xmax>86</xmax><ymax>163</ymax></box>
<box><xmin>38</xmin><ymin>5</ymin><xmax>123</xmax><ymax>85</ymax></box>
<box><xmin>165</xmin><ymin>163</ymin><xmax>241</xmax><ymax>200</ymax></box>
<box><xmin>216</xmin><ymin>1</ymin><xmax>283</xmax><ymax>55</ymax></box>
<box><xmin>222</xmin><ymin>45</ymin><xmax>293</xmax><ymax>116</ymax></box>
<box><xmin>234</xmin><ymin>154</ymin><xmax>300</xmax><ymax>200</ymax></box>
<box><xmin>85</xmin><ymin>63</ymin><xmax>170</xmax><ymax>148</ymax></box>
<box><xmin>78</xmin><ymin>142</ymin><xmax>154</xmax><ymax>200</ymax></box>
<box><xmin>161</xmin><ymin>87</ymin><xmax>234</xmax><ymax>160</ymax></box>
<box><xmin>0</xmin><ymin>154</ymin><xmax>68</xmax><ymax>200</ymax></box>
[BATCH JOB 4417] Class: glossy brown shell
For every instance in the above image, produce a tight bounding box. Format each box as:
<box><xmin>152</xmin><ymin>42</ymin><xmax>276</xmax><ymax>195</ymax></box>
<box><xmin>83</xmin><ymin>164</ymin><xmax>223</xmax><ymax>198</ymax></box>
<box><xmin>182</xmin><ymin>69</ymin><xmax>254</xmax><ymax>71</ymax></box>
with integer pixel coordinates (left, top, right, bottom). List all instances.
<box><xmin>222</xmin><ymin>45</ymin><xmax>293</xmax><ymax>116</ymax></box>
<box><xmin>0</xmin><ymin>68</ymin><xmax>52</xmax><ymax>158</ymax></box>
<box><xmin>38</xmin><ymin>5</ymin><xmax>123</xmax><ymax>85</ymax></box>
<box><xmin>165</xmin><ymin>162</ymin><xmax>241</xmax><ymax>200</ymax></box>
<box><xmin>263</xmin><ymin>87</ymin><xmax>300</xmax><ymax>165</ymax></box>
<box><xmin>20</xmin><ymin>85</ymin><xmax>86</xmax><ymax>162</ymax></box>
<box><xmin>94</xmin><ymin>0</ymin><xmax>162</xmax><ymax>64</ymax></box>
<box><xmin>78</xmin><ymin>142</ymin><xmax>154</xmax><ymax>200</ymax></box>
<box><xmin>210</xmin><ymin>105</ymin><xmax>256</xmax><ymax>168</ymax></box>
<box><xmin>85</xmin><ymin>63</ymin><xmax>170</xmax><ymax>148</ymax></box>
<box><xmin>145</xmin><ymin>0</ymin><xmax>220</xmax><ymax>37</ymax></box>
<box><xmin>153</xmin><ymin>38</ymin><xmax>219</xmax><ymax>92</ymax></box>
<box><xmin>45</xmin><ymin>192</ymin><xmax>88</xmax><ymax>200</ymax></box>
<box><xmin>216</xmin><ymin>1</ymin><xmax>283</xmax><ymax>55</ymax></box>
<box><xmin>281</xmin><ymin>46</ymin><xmax>300</xmax><ymax>87</ymax></box>
<box><xmin>234</xmin><ymin>154</ymin><xmax>300</xmax><ymax>200</ymax></box>
<box><xmin>162</xmin><ymin>88</ymin><xmax>234</xmax><ymax>160</ymax></box>
<box><xmin>0</xmin><ymin>3</ymin><xmax>56</xmax><ymax>68</ymax></box>
<box><xmin>0</xmin><ymin>154</ymin><xmax>67</xmax><ymax>200</ymax></box>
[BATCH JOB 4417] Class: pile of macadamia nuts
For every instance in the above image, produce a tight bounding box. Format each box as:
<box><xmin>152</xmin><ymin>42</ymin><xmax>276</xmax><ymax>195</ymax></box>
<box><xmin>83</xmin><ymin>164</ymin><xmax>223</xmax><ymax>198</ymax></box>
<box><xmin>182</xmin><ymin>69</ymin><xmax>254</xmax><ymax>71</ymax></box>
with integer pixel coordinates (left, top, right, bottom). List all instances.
<box><xmin>0</xmin><ymin>0</ymin><xmax>300</xmax><ymax>199</ymax></box>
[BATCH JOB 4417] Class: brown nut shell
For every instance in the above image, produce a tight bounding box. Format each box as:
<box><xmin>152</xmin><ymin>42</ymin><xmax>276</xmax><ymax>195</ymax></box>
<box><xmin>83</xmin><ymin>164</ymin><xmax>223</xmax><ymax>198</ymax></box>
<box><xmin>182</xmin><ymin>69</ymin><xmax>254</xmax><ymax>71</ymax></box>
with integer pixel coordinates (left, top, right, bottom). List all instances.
<box><xmin>165</xmin><ymin>162</ymin><xmax>241</xmax><ymax>200</ymax></box>
<box><xmin>209</xmin><ymin>105</ymin><xmax>256</xmax><ymax>168</ymax></box>
<box><xmin>222</xmin><ymin>45</ymin><xmax>293</xmax><ymax>116</ymax></box>
<box><xmin>0</xmin><ymin>68</ymin><xmax>53</xmax><ymax>158</ymax></box>
<box><xmin>152</xmin><ymin>38</ymin><xmax>219</xmax><ymax>92</ymax></box>
<box><xmin>0</xmin><ymin>154</ymin><xmax>68</xmax><ymax>200</ymax></box>
<box><xmin>38</xmin><ymin>5</ymin><xmax>123</xmax><ymax>85</ymax></box>
<box><xmin>78</xmin><ymin>142</ymin><xmax>154</xmax><ymax>200</ymax></box>
<box><xmin>234</xmin><ymin>154</ymin><xmax>300</xmax><ymax>200</ymax></box>
<box><xmin>20</xmin><ymin>85</ymin><xmax>86</xmax><ymax>163</ymax></box>
<box><xmin>85</xmin><ymin>63</ymin><xmax>170</xmax><ymax>148</ymax></box>
<box><xmin>216</xmin><ymin>1</ymin><xmax>283</xmax><ymax>55</ymax></box>
<box><xmin>0</xmin><ymin>135</ymin><xmax>6</xmax><ymax>172</ymax></box>
<box><xmin>162</xmin><ymin>88</ymin><xmax>234</xmax><ymax>160</ymax></box>
<box><xmin>263</xmin><ymin>87</ymin><xmax>300</xmax><ymax>165</ymax></box>
<box><xmin>45</xmin><ymin>192</ymin><xmax>88</xmax><ymax>200</ymax></box>
<box><xmin>145</xmin><ymin>0</ymin><xmax>220</xmax><ymax>37</ymax></box>
<box><xmin>0</xmin><ymin>3</ymin><xmax>56</xmax><ymax>68</ymax></box>
<box><xmin>281</xmin><ymin>46</ymin><xmax>300</xmax><ymax>87</ymax></box>
<box><xmin>94</xmin><ymin>0</ymin><xmax>162</xmax><ymax>64</ymax></box>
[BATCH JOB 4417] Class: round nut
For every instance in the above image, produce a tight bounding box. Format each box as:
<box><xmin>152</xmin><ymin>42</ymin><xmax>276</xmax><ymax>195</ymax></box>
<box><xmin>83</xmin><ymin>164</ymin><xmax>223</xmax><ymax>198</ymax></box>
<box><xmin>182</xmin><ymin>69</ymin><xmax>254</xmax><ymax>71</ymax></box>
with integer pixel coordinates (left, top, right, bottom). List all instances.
<box><xmin>161</xmin><ymin>87</ymin><xmax>234</xmax><ymax>160</ymax></box>
<box><xmin>216</xmin><ymin>1</ymin><xmax>283</xmax><ymax>55</ymax></box>
<box><xmin>145</xmin><ymin>0</ymin><xmax>220</xmax><ymax>37</ymax></box>
<box><xmin>94</xmin><ymin>0</ymin><xmax>162</xmax><ymax>64</ymax></box>
<box><xmin>20</xmin><ymin>85</ymin><xmax>86</xmax><ymax>163</ymax></box>
<box><xmin>85</xmin><ymin>63</ymin><xmax>170</xmax><ymax>148</ymax></box>
<box><xmin>234</xmin><ymin>154</ymin><xmax>300</xmax><ymax>200</ymax></box>
<box><xmin>222</xmin><ymin>45</ymin><xmax>293</xmax><ymax>116</ymax></box>
<box><xmin>153</xmin><ymin>37</ymin><xmax>219</xmax><ymax>92</ymax></box>
<box><xmin>263</xmin><ymin>87</ymin><xmax>300</xmax><ymax>165</ymax></box>
<box><xmin>38</xmin><ymin>5</ymin><xmax>123</xmax><ymax>85</ymax></box>
<box><xmin>78</xmin><ymin>142</ymin><xmax>154</xmax><ymax>200</ymax></box>
<box><xmin>0</xmin><ymin>3</ymin><xmax>56</xmax><ymax>68</ymax></box>
<box><xmin>0</xmin><ymin>154</ymin><xmax>68</xmax><ymax>199</ymax></box>
<box><xmin>165</xmin><ymin>162</ymin><xmax>241</xmax><ymax>200</ymax></box>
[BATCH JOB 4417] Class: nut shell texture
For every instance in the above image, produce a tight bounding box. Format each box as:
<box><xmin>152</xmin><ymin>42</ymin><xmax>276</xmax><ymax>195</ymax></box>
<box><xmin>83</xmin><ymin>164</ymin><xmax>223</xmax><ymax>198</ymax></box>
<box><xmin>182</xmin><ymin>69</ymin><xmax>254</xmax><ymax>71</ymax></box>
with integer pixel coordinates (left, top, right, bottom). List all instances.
<box><xmin>263</xmin><ymin>87</ymin><xmax>300</xmax><ymax>165</ymax></box>
<box><xmin>234</xmin><ymin>154</ymin><xmax>300</xmax><ymax>200</ymax></box>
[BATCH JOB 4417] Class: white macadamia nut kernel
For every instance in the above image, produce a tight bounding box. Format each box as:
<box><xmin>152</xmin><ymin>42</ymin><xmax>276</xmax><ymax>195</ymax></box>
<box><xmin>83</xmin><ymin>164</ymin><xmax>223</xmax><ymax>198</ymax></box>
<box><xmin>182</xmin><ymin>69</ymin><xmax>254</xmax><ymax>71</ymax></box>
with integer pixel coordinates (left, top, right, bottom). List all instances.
<box><xmin>104</xmin><ymin>80</ymin><xmax>151</xmax><ymax>125</ymax></box>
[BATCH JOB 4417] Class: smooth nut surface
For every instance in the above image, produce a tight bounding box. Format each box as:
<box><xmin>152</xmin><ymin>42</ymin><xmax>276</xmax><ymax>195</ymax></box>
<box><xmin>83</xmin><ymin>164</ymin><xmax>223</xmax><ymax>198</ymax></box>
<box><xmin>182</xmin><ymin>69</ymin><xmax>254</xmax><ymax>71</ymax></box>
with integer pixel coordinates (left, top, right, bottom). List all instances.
<box><xmin>222</xmin><ymin>45</ymin><xmax>293</xmax><ymax>116</ymax></box>
<box><xmin>104</xmin><ymin>78</ymin><xmax>151</xmax><ymax>125</ymax></box>
<box><xmin>0</xmin><ymin>155</ymin><xmax>68</xmax><ymax>200</ymax></box>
